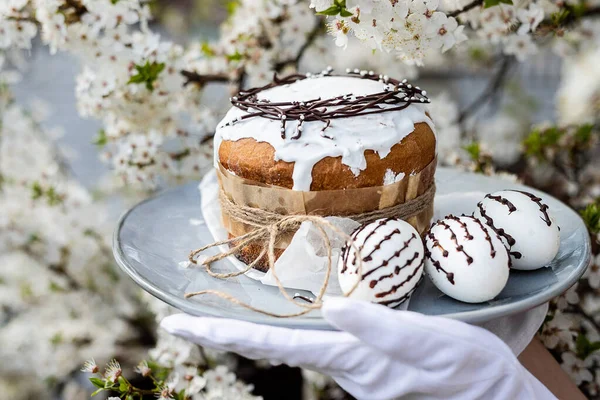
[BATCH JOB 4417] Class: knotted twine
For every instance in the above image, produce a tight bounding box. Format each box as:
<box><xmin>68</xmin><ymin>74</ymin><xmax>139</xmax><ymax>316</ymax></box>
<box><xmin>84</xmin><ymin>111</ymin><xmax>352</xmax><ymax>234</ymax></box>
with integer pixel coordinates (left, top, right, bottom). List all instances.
<box><xmin>186</xmin><ymin>184</ymin><xmax>436</xmax><ymax>318</ymax></box>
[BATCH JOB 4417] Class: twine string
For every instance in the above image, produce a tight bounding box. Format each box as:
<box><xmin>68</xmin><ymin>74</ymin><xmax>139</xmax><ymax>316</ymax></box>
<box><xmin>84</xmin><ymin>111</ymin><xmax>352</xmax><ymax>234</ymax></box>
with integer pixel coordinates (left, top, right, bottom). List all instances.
<box><xmin>218</xmin><ymin>183</ymin><xmax>436</xmax><ymax>227</ymax></box>
<box><xmin>186</xmin><ymin>215</ymin><xmax>365</xmax><ymax>317</ymax></box>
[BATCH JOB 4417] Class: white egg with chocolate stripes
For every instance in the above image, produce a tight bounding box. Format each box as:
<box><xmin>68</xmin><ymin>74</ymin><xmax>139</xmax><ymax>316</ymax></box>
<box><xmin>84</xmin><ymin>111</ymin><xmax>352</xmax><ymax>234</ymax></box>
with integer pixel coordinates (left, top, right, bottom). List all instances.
<box><xmin>424</xmin><ymin>215</ymin><xmax>510</xmax><ymax>303</ymax></box>
<box><xmin>474</xmin><ymin>190</ymin><xmax>560</xmax><ymax>270</ymax></box>
<box><xmin>338</xmin><ymin>218</ymin><xmax>424</xmax><ymax>308</ymax></box>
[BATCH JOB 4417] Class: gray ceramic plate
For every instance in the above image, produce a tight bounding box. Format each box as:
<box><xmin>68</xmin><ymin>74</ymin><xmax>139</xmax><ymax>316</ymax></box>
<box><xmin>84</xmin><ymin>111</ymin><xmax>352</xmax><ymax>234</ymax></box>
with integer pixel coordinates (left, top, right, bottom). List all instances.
<box><xmin>113</xmin><ymin>167</ymin><xmax>591</xmax><ymax>330</ymax></box>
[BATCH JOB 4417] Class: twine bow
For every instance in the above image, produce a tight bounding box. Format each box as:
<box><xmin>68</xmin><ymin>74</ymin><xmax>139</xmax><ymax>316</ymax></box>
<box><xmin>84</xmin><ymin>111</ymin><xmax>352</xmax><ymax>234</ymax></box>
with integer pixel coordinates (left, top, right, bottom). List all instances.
<box><xmin>187</xmin><ymin>214</ymin><xmax>364</xmax><ymax>318</ymax></box>
<box><xmin>186</xmin><ymin>184</ymin><xmax>436</xmax><ymax>318</ymax></box>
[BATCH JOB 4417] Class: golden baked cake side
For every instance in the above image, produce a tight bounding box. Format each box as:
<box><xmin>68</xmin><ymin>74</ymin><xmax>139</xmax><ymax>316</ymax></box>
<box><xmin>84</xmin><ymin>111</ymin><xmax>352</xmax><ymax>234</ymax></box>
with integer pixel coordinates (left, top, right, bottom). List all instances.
<box><xmin>219</xmin><ymin>122</ymin><xmax>436</xmax><ymax>191</ymax></box>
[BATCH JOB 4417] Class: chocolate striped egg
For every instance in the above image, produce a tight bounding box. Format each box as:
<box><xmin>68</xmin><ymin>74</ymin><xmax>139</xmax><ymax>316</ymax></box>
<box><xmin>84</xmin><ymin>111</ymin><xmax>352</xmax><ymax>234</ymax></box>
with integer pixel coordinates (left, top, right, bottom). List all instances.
<box><xmin>424</xmin><ymin>215</ymin><xmax>510</xmax><ymax>303</ymax></box>
<box><xmin>474</xmin><ymin>190</ymin><xmax>560</xmax><ymax>270</ymax></box>
<box><xmin>338</xmin><ymin>218</ymin><xmax>424</xmax><ymax>308</ymax></box>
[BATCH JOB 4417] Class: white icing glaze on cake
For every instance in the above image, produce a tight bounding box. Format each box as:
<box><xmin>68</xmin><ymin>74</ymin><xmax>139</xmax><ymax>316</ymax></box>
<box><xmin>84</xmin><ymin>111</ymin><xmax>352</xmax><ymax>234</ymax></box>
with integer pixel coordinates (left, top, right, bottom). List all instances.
<box><xmin>424</xmin><ymin>215</ymin><xmax>510</xmax><ymax>303</ymax></box>
<box><xmin>338</xmin><ymin>218</ymin><xmax>424</xmax><ymax>308</ymax></box>
<box><xmin>383</xmin><ymin>169</ymin><xmax>405</xmax><ymax>185</ymax></box>
<box><xmin>214</xmin><ymin>76</ymin><xmax>435</xmax><ymax>191</ymax></box>
<box><xmin>474</xmin><ymin>190</ymin><xmax>560</xmax><ymax>270</ymax></box>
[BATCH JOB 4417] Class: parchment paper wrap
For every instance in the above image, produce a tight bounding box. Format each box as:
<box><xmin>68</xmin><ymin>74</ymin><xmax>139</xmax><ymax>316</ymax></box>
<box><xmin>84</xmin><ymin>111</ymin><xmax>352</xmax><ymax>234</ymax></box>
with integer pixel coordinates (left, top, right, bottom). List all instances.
<box><xmin>217</xmin><ymin>156</ymin><xmax>437</xmax><ymax>249</ymax></box>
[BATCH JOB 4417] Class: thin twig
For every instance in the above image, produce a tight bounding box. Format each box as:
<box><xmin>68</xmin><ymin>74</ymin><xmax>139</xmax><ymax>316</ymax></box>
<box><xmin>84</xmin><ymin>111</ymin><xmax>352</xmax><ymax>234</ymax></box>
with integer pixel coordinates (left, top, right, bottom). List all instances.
<box><xmin>181</xmin><ymin>17</ymin><xmax>323</xmax><ymax>88</ymax></box>
<box><xmin>447</xmin><ymin>0</ymin><xmax>484</xmax><ymax>18</ymax></box>
<box><xmin>181</xmin><ymin>71</ymin><xmax>230</xmax><ymax>87</ymax></box>
<box><xmin>457</xmin><ymin>56</ymin><xmax>514</xmax><ymax>124</ymax></box>
<box><xmin>274</xmin><ymin>19</ymin><xmax>325</xmax><ymax>72</ymax></box>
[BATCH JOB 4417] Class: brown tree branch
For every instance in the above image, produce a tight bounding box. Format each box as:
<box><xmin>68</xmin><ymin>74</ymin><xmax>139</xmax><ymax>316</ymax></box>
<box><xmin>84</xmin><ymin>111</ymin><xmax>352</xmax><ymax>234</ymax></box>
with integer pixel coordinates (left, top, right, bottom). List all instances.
<box><xmin>457</xmin><ymin>56</ymin><xmax>514</xmax><ymax>124</ymax></box>
<box><xmin>447</xmin><ymin>0</ymin><xmax>484</xmax><ymax>18</ymax></box>
<box><xmin>181</xmin><ymin>71</ymin><xmax>230</xmax><ymax>87</ymax></box>
<box><xmin>274</xmin><ymin>19</ymin><xmax>325</xmax><ymax>72</ymax></box>
<box><xmin>181</xmin><ymin>18</ymin><xmax>323</xmax><ymax>88</ymax></box>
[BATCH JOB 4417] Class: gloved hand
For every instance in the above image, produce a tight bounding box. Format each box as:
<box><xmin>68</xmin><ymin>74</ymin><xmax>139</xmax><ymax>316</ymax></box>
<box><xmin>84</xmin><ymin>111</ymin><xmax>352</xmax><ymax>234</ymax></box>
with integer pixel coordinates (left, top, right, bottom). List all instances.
<box><xmin>161</xmin><ymin>298</ymin><xmax>555</xmax><ymax>400</ymax></box>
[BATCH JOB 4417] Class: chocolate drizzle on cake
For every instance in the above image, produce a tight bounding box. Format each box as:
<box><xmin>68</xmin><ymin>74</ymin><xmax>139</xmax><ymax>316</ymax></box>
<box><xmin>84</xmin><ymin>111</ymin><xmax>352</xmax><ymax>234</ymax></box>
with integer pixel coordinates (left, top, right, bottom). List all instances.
<box><xmin>222</xmin><ymin>67</ymin><xmax>431</xmax><ymax>139</ymax></box>
<box><xmin>510</xmin><ymin>190</ymin><xmax>552</xmax><ymax>226</ymax></box>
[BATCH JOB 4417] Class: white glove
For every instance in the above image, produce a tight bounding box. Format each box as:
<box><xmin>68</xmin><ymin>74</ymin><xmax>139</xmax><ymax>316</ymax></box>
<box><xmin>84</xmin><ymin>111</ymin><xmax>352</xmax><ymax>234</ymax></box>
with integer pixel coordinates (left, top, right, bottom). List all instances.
<box><xmin>161</xmin><ymin>298</ymin><xmax>555</xmax><ymax>400</ymax></box>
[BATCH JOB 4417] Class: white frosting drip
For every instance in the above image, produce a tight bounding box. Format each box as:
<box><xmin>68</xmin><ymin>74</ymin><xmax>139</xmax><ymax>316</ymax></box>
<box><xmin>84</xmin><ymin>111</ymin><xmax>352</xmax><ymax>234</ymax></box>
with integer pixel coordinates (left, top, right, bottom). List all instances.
<box><xmin>383</xmin><ymin>169</ymin><xmax>406</xmax><ymax>186</ymax></box>
<box><xmin>214</xmin><ymin>76</ymin><xmax>435</xmax><ymax>191</ymax></box>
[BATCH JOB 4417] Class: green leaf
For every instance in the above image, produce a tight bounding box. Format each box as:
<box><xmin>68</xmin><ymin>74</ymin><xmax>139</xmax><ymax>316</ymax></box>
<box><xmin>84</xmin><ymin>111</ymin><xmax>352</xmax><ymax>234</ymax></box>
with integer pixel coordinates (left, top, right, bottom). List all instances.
<box><xmin>49</xmin><ymin>281</ymin><xmax>66</xmax><ymax>292</ymax></box>
<box><xmin>31</xmin><ymin>181</ymin><xmax>43</xmax><ymax>200</ymax></box>
<box><xmin>93</xmin><ymin>129</ymin><xmax>108</xmax><ymax>147</ymax></box>
<box><xmin>146</xmin><ymin>359</ymin><xmax>171</xmax><ymax>381</ymax></box>
<box><xmin>102</xmin><ymin>263</ymin><xmax>120</xmax><ymax>282</ymax></box>
<box><xmin>484</xmin><ymin>0</ymin><xmax>512</xmax><ymax>8</ymax></box>
<box><xmin>201</xmin><ymin>42</ymin><xmax>215</xmax><ymax>57</ymax></box>
<box><xmin>226</xmin><ymin>0</ymin><xmax>241</xmax><ymax>15</ymax></box>
<box><xmin>173</xmin><ymin>390</ymin><xmax>187</xmax><ymax>400</ymax></box>
<box><xmin>44</xmin><ymin>376</ymin><xmax>58</xmax><ymax>387</ymax></box>
<box><xmin>90</xmin><ymin>388</ymin><xmax>104</xmax><ymax>397</ymax></box>
<box><xmin>469</xmin><ymin>47</ymin><xmax>487</xmax><ymax>61</ymax></box>
<box><xmin>581</xmin><ymin>202</ymin><xmax>600</xmax><ymax>234</ymax></box>
<box><xmin>550</xmin><ymin>9</ymin><xmax>570</xmax><ymax>25</ymax></box>
<box><xmin>28</xmin><ymin>233</ymin><xmax>40</xmax><ymax>244</ymax></box>
<box><xmin>118</xmin><ymin>376</ymin><xmax>128</xmax><ymax>392</ymax></box>
<box><xmin>226</xmin><ymin>51</ymin><xmax>244</xmax><ymax>61</ymax></box>
<box><xmin>127</xmin><ymin>61</ymin><xmax>166</xmax><ymax>92</ymax></box>
<box><xmin>316</xmin><ymin>5</ymin><xmax>343</xmax><ymax>15</ymax></box>
<box><xmin>340</xmin><ymin>8</ymin><xmax>354</xmax><ymax>17</ymax></box>
<box><xmin>89</xmin><ymin>377</ymin><xmax>105</xmax><ymax>389</ymax></box>
<box><xmin>570</xmin><ymin>2</ymin><xmax>587</xmax><ymax>18</ymax></box>
<box><xmin>575</xmin><ymin>333</ymin><xmax>600</xmax><ymax>359</ymax></box>
<box><xmin>522</xmin><ymin>126</ymin><xmax>564</xmax><ymax>159</ymax></box>
<box><xmin>128</xmin><ymin>75</ymin><xmax>146</xmax><ymax>84</ymax></box>
<box><xmin>462</xmin><ymin>141</ymin><xmax>481</xmax><ymax>161</ymax></box>
<box><xmin>574</xmin><ymin>123</ymin><xmax>594</xmax><ymax>145</ymax></box>
<box><xmin>50</xmin><ymin>332</ymin><xmax>63</xmax><ymax>346</ymax></box>
<box><xmin>46</xmin><ymin>186</ymin><xmax>62</xmax><ymax>206</ymax></box>
<box><xmin>20</xmin><ymin>282</ymin><xmax>33</xmax><ymax>300</ymax></box>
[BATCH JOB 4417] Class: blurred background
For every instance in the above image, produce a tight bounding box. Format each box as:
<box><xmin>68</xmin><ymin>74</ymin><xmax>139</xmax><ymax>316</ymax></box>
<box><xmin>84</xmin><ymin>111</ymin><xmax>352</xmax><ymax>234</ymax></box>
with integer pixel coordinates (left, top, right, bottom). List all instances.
<box><xmin>1</xmin><ymin>0</ymin><xmax>600</xmax><ymax>399</ymax></box>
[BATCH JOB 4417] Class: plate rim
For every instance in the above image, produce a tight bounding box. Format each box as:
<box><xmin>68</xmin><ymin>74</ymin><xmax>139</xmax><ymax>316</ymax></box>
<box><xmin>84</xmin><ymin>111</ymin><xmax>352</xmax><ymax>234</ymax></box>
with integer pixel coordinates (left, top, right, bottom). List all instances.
<box><xmin>113</xmin><ymin>167</ymin><xmax>592</xmax><ymax>330</ymax></box>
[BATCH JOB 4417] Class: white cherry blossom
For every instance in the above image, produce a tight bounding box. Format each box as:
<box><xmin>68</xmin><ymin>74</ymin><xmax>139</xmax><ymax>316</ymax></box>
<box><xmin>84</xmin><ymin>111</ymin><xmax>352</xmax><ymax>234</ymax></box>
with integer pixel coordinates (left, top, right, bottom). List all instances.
<box><xmin>562</xmin><ymin>352</ymin><xmax>594</xmax><ymax>385</ymax></box>
<box><xmin>503</xmin><ymin>33</ymin><xmax>538</xmax><ymax>61</ymax></box>
<box><xmin>517</xmin><ymin>4</ymin><xmax>545</xmax><ymax>35</ymax></box>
